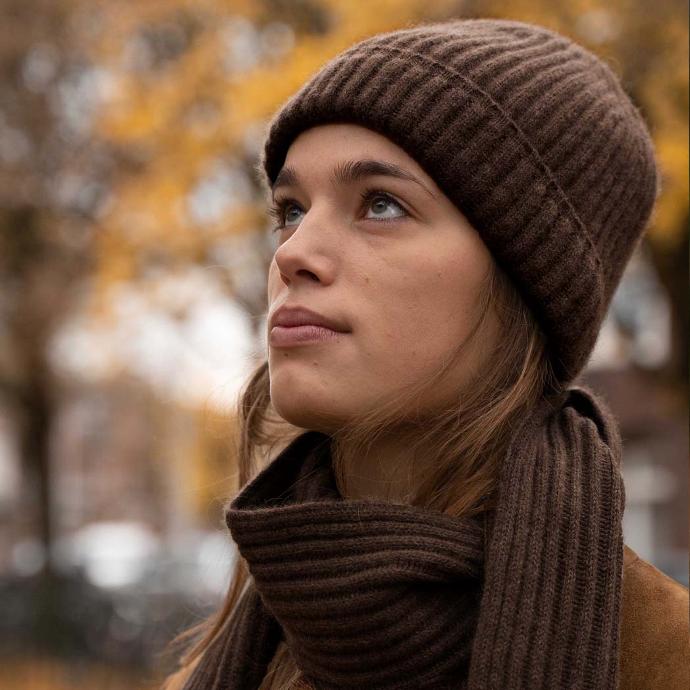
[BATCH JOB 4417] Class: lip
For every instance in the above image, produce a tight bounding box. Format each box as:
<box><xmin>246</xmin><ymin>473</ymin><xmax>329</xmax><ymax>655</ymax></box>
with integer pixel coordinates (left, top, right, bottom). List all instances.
<box><xmin>269</xmin><ymin>305</ymin><xmax>350</xmax><ymax>332</ymax></box>
<box><xmin>268</xmin><ymin>305</ymin><xmax>350</xmax><ymax>348</ymax></box>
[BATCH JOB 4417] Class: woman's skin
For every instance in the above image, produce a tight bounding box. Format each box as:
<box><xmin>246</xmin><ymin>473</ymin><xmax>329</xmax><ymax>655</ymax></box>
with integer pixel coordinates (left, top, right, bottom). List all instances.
<box><xmin>266</xmin><ymin>123</ymin><xmax>499</xmax><ymax>500</ymax></box>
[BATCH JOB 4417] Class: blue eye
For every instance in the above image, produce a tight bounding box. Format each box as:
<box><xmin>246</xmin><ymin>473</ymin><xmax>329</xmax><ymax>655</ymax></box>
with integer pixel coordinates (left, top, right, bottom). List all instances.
<box><xmin>281</xmin><ymin>204</ymin><xmax>302</xmax><ymax>225</ymax></box>
<box><xmin>362</xmin><ymin>191</ymin><xmax>407</xmax><ymax>221</ymax></box>
<box><xmin>268</xmin><ymin>199</ymin><xmax>299</xmax><ymax>232</ymax></box>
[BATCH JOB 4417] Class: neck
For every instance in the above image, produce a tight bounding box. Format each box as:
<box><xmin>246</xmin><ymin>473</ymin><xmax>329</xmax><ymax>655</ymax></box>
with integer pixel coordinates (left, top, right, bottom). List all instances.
<box><xmin>335</xmin><ymin>428</ymin><xmax>424</xmax><ymax>503</ymax></box>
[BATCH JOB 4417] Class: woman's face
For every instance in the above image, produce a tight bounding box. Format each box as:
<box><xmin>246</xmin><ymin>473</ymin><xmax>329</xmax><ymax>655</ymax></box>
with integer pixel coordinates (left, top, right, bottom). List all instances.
<box><xmin>266</xmin><ymin>124</ymin><xmax>498</xmax><ymax>433</ymax></box>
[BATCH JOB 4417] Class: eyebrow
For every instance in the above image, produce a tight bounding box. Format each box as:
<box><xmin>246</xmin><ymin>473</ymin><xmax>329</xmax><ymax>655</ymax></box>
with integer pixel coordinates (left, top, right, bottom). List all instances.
<box><xmin>271</xmin><ymin>158</ymin><xmax>437</xmax><ymax>200</ymax></box>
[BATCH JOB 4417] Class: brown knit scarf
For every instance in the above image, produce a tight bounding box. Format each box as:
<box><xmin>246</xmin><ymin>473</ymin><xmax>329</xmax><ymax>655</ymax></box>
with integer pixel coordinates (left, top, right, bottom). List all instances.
<box><xmin>183</xmin><ymin>385</ymin><xmax>625</xmax><ymax>689</ymax></box>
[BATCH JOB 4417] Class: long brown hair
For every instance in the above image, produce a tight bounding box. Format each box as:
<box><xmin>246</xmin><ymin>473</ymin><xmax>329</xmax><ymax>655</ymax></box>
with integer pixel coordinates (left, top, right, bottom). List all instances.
<box><xmin>160</xmin><ymin>257</ymin><xmax>562</xmax><ymax>690</ymax></box>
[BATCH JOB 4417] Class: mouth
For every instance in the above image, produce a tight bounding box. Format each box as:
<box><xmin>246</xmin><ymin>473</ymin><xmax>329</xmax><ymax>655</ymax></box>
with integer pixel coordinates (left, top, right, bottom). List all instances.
<box><xmin>268</xmin><ymin>304</ymin><xmax>350</xmax><ymax>348</ymax></box>
<box><xmin>269</xmin><ymin>324</ymin><xmax>347</xmax><ymax>348</ymax></box>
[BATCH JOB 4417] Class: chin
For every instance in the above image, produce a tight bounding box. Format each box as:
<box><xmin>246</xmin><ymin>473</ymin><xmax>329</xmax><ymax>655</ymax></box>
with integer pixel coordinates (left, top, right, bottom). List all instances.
<box><xmin>269</xmin><ymin>381</ymin><xmax>347</xmax><ymax>434</ymax></box>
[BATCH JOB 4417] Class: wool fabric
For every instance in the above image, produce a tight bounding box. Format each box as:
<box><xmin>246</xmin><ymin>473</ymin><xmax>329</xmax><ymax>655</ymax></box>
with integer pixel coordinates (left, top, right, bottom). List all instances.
<box><xmin>259</xmin><ymin>17</ymin><xmax>660</xmax><ymax>386</ymax></box>
<box><xmin>182</xmin><ymin>386</ymin><xmax>625</xmax><ymax>689</ymax></box>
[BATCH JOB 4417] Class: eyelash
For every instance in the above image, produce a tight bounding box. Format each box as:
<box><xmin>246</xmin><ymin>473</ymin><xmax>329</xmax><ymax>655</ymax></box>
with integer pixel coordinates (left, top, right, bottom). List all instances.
<box><xmin>267</xmin><ymin>187</ymin><xmax>409</xmax><ymax>233</ymax></box>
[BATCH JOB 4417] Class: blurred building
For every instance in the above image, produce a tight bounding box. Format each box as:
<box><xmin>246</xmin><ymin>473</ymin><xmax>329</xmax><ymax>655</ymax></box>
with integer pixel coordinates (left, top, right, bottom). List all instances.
<box><xmin>581</xmin><ymin>245</ymin><xmax>688</xmax><ymax>585</ymax></box>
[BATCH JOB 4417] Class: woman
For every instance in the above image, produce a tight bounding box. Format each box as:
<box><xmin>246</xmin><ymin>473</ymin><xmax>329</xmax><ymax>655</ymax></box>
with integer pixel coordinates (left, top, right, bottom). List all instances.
<box><xmin>164</xmin><ymin>17</ymin><xmax>689</xmax><ymax>690</ymax></box>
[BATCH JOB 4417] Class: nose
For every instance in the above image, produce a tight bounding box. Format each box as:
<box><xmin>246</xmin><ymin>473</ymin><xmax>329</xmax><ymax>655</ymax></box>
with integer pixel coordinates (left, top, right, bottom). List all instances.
<box><xmin>273</xmin><ymin>205</ymin><xmax>337</xmax><ymax>287</ymax></box>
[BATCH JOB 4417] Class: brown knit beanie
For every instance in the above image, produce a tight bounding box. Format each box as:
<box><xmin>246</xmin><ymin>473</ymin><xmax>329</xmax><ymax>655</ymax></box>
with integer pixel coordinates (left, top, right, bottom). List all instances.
<box><xmin>259</xmin><ymin>17</ymin><xmax>661</xmax><ymax>386</ymax></box>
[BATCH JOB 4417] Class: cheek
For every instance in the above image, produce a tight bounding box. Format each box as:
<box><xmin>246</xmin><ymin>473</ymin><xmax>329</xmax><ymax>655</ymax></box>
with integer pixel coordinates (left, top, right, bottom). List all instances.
<box><xmin>371</xmin><ymin>249</ymin><xmax>489</xmax><ymax>369</ymax></box>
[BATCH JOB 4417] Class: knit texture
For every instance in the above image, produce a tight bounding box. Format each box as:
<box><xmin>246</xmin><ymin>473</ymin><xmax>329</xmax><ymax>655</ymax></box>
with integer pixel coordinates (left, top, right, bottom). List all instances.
<box><xmin>183</xmin><ymin>385</ymin><xmax>626</xmax><ymax>689</ymax></box>
<box><xmin>259</xmin><ymin>17</ymin><xmax>660</xmax><ymax>386</ymax></box>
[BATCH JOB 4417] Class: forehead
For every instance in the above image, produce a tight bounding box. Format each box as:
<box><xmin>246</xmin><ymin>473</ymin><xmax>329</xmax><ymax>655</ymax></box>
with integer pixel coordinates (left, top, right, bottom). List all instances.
<box><xmin>285</xmin><ymin>123</ymin><xmax>410</xmax><ymax>161</ymax></box>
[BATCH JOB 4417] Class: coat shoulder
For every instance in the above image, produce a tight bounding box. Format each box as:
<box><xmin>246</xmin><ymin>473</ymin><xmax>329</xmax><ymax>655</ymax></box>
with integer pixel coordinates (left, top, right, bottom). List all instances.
<box><xmin>620</xmin><ymin>544</ymin><xmax>689</xmax><ymax>690</ymax></box>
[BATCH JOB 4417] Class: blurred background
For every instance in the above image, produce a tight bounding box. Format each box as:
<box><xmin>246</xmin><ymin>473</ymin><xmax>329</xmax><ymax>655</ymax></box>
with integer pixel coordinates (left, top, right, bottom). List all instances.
<box><xmin>0</xmin><ymin>0</ymin><xmax>687</xmax><ymax>687</ymax></box>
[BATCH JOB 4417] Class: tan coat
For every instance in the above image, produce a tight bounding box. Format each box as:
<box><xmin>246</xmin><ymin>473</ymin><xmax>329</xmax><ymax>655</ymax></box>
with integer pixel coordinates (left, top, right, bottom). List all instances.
<box><xmin>621</xmin><ymin>544</ymin><xmax>689</xmax><ymax>689</ymax></box>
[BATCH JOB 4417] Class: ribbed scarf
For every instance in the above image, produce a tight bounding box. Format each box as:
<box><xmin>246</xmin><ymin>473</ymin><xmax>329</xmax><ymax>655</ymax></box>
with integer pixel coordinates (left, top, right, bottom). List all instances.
<box><xmin>183</xmin><ymin>385</ymin><xmax>625</xmax><ymax>689</ymax></box>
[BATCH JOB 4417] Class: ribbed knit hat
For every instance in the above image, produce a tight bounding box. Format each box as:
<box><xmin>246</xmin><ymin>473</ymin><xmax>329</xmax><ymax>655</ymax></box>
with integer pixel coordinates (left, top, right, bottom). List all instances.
<box><xmin>259</xmin><ymin>17</ymin><xmax>661</xmax><ymax>386</ymax></box>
